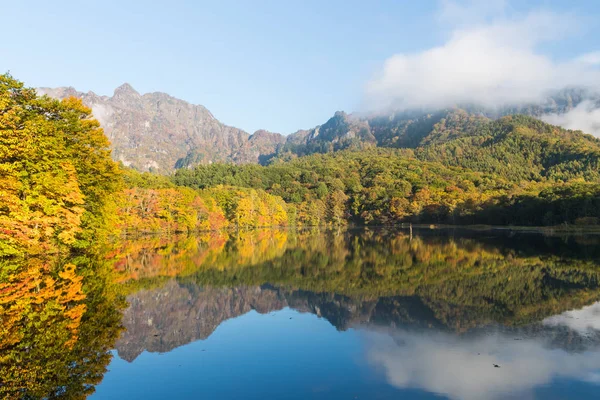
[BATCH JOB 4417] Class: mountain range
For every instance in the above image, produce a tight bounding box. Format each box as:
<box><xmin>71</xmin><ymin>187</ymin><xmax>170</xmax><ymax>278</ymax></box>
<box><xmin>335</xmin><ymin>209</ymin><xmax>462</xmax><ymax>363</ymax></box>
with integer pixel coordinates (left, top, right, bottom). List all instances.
<box><xmin>39</xmin><ymin>84</ymin><xmax>600</xmax><ymax>172</ymax></box>
<box><xmin>38</xmin><ymin>84</ymin><xmax>285</xmax><ymax>171</ymax></box>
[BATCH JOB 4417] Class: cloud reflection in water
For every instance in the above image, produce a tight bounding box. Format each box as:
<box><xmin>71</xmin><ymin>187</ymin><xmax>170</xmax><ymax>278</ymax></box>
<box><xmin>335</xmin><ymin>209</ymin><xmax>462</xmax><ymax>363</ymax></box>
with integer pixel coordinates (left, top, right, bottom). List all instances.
<box><xmin>363</xmin><ymin>318</ymin><xmax>600</xmax><ymax>400</ymax></box>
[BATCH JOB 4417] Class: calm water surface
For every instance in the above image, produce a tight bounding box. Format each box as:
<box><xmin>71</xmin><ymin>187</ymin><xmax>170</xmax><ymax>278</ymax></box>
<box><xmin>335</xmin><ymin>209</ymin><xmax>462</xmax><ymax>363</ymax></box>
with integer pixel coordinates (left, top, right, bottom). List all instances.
<box><xmin>96</xmin><ymin>228</ymin><xmax>600</xmax><ymax>400</ymax></box>
<box><xmin>6</xmin><ymin>228</ymin><xmax>600</xmax><ymax>399</ymax></box>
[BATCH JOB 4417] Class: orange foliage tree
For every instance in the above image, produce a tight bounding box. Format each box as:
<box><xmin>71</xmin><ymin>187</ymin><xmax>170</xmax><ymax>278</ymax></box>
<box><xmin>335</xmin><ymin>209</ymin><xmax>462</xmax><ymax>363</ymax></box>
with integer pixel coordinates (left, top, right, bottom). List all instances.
<box><xmin>0</xmin><ymin>74</ymin><xmax>120</xmax><ymax>257</ymax></box>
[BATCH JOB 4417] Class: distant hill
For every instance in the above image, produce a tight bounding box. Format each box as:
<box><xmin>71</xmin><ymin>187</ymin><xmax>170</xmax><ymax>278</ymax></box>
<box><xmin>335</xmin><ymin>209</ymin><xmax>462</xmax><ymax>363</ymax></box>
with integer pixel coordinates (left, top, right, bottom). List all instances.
<box><xmin>414</xmin><ymin>111</ymin><xmax>600</xmax><ymax>182</ymax></box>
<box><xmin>280</xmin><ymin>106</ymin><xmax>600</xmax><ymax>182</ymax></box>
<box><xmin>283</xmin><ymin>88</ymin><xmax>600</xmax><ymax>156</ymax></box>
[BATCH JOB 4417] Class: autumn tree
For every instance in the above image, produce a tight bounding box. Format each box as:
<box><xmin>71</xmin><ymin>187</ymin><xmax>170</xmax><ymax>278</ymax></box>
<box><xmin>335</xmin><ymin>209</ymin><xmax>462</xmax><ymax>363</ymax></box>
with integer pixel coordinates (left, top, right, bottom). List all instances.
<box><xmin>0</xmin><ymin>74</ymin><xmax>121</xmax><ymax>258</ymax></box>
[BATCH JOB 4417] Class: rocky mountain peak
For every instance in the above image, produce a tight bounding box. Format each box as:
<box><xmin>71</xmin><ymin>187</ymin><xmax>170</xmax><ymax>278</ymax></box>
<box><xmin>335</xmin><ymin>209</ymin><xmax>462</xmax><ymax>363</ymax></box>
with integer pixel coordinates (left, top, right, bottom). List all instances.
<box><xmin>41</xmin><ymin>83</ymin><xmax>286</xmax><ymax>171</ymax></box>
<box><xmin>114</xmin><ymin>82</ymin><xmax>139</xmax><ymax>96</ymax></box>
<box><xmin>37</xmin><ymin>86</ymin><xmax>81</xmax><ymax>99</ymax></box>
<box><xmin>249</xmin><ymin>129</ymin><xmax>284</xmax><ymax>141</ymax></box>
<box><xmin>112</xmin><ymin>83</ymin><xmax>142</xmax><ymax>107</ymax></box>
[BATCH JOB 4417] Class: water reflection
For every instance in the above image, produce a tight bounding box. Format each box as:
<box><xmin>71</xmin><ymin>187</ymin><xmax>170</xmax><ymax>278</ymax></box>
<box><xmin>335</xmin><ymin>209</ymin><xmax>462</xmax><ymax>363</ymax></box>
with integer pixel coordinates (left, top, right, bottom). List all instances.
<box><xmin>116</xmin><ymin>284</ymin><xmax>287</xmax><ymax>361</ymax></box>
<box><xmin>114</xmin><ymin>228</ymin><xmax>600</xmax><ymax>331</ymax></box>
<box><xmin>5</xmin><ymin>228</ymin><xmax>600</xmax><ymax>399</ymax></box>
<box><xmin>544</xmin><ymin>302</ymin><xmax>600</xmax><ymax>334</ymax></box>
<box><xmin>364</xmin><ymin>326</ymin><xmax>600</xmax><ymax>400</ymax></box>
<box><xmin>104</xmin><ymin>228</ymin><xmax>600</xmax><ymax>399</ymax></box>
<box><xmin>0</xmin><ymin>253</ymin><xmax>125</xmax><ymax>398</ymax></box>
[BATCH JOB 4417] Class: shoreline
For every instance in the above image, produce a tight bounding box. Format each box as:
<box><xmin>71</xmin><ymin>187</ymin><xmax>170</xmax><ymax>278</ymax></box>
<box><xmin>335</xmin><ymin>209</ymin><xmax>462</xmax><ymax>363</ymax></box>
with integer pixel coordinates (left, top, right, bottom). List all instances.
<box><xmin>115</xmin><ymin>223</ymin><xmax>600</xmax><ymax>240</ymax></box>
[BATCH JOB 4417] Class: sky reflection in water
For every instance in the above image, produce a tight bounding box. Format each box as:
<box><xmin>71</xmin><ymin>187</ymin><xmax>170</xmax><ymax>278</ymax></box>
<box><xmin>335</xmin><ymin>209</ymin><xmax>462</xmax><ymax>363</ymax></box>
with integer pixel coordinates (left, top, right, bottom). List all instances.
<box><xmin>92</xmin><ymin>229</ymin><xmax>600</xmax><ymax>399</ymax></box>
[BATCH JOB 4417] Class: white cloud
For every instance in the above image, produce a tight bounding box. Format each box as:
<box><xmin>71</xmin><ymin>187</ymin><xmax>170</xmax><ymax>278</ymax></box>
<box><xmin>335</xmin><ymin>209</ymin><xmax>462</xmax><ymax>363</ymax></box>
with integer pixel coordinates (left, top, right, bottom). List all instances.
<box><xmin>364</xmin><ymin>327</ymin><xmax>600</xmax><ymax>400</ymax></box>
<box><xmin>542</xmin><ymin>100</ymin><xmax>600</xmax><ymax>137</ymax></box>
<box><xmin>576</xmin><ymin>51</ymin><xmax>600</xmax><ymax>66</ymax></box>
<box><xmin>543</xmin><ymin>301</ymin><xmax>600</xmax><ymax>333</ymax></box>
<box><xmin>91</xmin><ymin>103</ymin><xmax>115</xmax><ymax>130</ymax></box>
<box><xmin>365</xmin><ymin>0</ymin><xmax>600</xmax><ymax>112</ymax></box>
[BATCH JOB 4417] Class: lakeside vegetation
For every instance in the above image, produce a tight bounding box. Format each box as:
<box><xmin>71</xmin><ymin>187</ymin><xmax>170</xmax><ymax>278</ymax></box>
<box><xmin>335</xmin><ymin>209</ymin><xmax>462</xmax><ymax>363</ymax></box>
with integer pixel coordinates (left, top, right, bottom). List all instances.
<box><xmin>0</xmin><ymin>75</ymin><xmax>121</xmax><ymax>257</ymax></box>
<box><xmin>0</xmin><ymin>75</ymin><xmax>125</xmax><ymax>398</ymax></box>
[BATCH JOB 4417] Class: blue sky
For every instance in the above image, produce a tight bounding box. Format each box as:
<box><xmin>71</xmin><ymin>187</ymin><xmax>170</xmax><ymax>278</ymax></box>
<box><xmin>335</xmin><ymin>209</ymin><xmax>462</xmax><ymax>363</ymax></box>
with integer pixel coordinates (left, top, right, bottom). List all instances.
<box><xmin>2</xmin><ymin>0</ymin><xmax>599</xmax><ymax>134</ymax></box>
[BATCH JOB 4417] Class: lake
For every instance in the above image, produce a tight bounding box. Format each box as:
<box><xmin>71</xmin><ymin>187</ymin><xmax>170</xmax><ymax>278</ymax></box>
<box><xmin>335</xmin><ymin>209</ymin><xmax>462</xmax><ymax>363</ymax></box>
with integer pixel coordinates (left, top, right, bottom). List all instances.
<box><xmin>5</xmin><ymin>228</ymin><xmax>600</xmax><ymax>399</ymax></box>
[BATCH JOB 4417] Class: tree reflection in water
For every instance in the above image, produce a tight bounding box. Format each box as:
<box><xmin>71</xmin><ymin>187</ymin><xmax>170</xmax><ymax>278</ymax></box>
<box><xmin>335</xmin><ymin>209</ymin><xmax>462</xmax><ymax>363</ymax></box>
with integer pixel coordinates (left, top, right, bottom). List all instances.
<box><xmin>4</xmin><ymin>228</ymin><xmax>600</xmax><ymax>399</ymax></box>
<box><xmin>114</xmin><ymin>228</ymin><xmax>600</xmax><ymax>355</ymax></box>
<box><xmin>0</xmin><ymin>252</ymin><xmax>125</xmax><ymax>399</ymax></box>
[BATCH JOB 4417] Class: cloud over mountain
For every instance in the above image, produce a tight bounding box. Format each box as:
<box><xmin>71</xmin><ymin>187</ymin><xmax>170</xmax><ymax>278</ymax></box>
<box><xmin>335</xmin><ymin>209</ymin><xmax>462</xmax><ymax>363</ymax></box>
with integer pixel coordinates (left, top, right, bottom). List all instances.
<box><xmin>542</xmin><ymin>100</ymin><xmax>600</xmax><ymax>137</ymax></box>
<box><xmin>365</xmin><ymin>0</ymin><xmax>600</xmax><ymax>116</ymax></box>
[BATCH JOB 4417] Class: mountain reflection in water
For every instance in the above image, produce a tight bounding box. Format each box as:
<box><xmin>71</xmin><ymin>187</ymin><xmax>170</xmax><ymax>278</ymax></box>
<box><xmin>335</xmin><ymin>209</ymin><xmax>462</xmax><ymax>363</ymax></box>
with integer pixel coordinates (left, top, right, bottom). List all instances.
<box><xmin>4</xmin><ymin>228</ymin><xmax>600</xmax><ymax>399</ymax></box>
<box><xmin>100</xmin><ymin>228</ymin><xmax>600</xmax><ymax>399</ymax></box>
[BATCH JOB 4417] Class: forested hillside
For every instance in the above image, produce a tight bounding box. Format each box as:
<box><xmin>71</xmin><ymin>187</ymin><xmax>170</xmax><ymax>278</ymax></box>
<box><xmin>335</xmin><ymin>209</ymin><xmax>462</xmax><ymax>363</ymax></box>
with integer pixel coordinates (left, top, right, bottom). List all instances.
<box><xmin>173</xmin><ymin>149</ymin><xmax>600</xmax><ymax>226</ymax></box>
<box><xmin>280</xmin><ymin>110</ymin><xmax>600</xmax><ymax>181</ymax></box>
<box><xmin>116</xmin><ymin>170</ymin><xmax>290</xmax><ymax>235</ymax></box>
<box><xmin>415</xmin><ymin>112</ymin><xmax>600</xmax><ymax>182</ymax></box>
<box><xmin>171</xmin><ymin>106</ymin><xmax>600</xmax><ymax>227</ymax></box>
